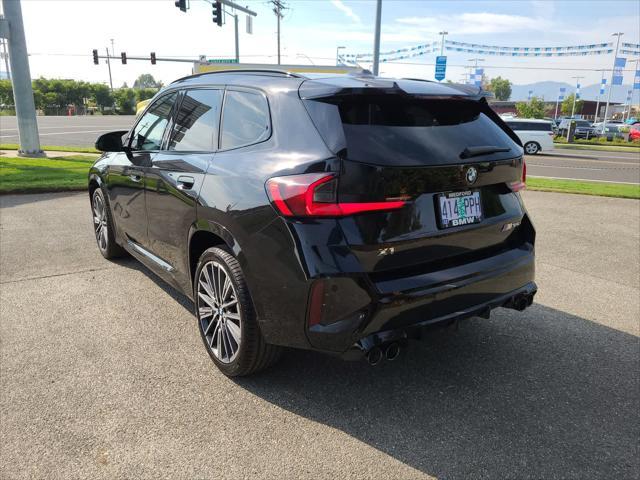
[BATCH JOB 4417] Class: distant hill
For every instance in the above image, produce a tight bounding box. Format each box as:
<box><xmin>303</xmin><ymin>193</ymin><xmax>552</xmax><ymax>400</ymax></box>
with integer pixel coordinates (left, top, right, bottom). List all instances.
<box><xmin>510</xmin><ymin>81</ymin><xmax>634</xmax><ymax>103</ymax></box>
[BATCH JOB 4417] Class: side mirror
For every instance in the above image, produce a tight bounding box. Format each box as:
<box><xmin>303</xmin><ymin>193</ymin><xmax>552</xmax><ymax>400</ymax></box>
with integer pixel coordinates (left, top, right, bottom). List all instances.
<box><xmin>95</xmin><ymin>130</ymin><xmax>129</xmax><ymax>152</ymax></box>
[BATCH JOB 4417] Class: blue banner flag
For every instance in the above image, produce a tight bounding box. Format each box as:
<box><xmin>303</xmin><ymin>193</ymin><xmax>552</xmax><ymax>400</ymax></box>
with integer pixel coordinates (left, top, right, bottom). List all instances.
<box><xmin>634</xmin><ymin>70</ymin><xmax>640</xmax><ymax>90</ymax></box>
<box><xmin>612</xmin><ymin>57</ymin><xmax>626</xmax><ymax>85</ymax></box>
<box><xmin>434</xmin><ymin>56</ymin><xmax>447</xmax><ymax>81</ymax></box>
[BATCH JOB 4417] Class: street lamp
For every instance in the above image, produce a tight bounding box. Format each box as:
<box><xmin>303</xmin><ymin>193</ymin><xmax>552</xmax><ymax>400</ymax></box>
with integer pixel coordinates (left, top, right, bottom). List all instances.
<box><xmin>602</xmin><ymin>32</ymin><xmax>624</xmax><ymax>130</ymax></box>
<box><xmin>336</xmin><ymin>46</ymin><xmax>345</xmax><ymax>66</ymax></box>
<box><xmin>439</xmin><ymin>31</ymin><xmax>448</xmax><ymax>56</ymax></box>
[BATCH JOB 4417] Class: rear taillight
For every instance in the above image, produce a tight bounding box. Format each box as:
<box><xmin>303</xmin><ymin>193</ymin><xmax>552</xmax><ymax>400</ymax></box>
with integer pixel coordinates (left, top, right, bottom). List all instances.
<box><xmin>509</xmin><ymin>160</ymin><xmax>526</xmax><ymax>192</ymax></box>
<box><xmin>266</xmin><ymin>173</ymin><xmax>407</xmax><ymax>217</ymax></box>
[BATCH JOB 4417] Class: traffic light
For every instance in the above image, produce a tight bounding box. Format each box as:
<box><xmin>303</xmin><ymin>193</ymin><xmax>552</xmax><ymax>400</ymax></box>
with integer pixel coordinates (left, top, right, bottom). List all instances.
<box><xmin>175</xmin><ymin>0</ymin><xmax>187</xmax><ymax>12</ymax></box>
<box><xmin>121</xmin><ymin>52</ymin><xmax>127</xmax><ymax>65</ymax></box>
<box><xmin>150</xmin><ymin>52</ymin><xmax>156</xmax><ymax>65</ymax></box>
<box><xmin>92</xmin><ymin>49</ymin><xmax>99</xmax><ymax>65</ymax></box>
<box><xmin>212</xmin><ymin>1</ymin><xmax>222</xmax><ymax>26</ymax></box>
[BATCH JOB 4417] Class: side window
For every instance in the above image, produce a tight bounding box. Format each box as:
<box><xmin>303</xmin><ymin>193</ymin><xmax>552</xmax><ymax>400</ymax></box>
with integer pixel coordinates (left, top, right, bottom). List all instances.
<box><xmin>169</xmin><ymin>89</ymin><xmax>223</xmax><ymax>151</ymax></box>
<box><xmin>130</xmin><ymin>93</ymin><xmax>177</xmax><ymax>151</ymax></box>
<box><xmin>220</xmin><ymin>90</ymin><xmax>270</xmax><ymax>150</ymax></box>
<box><xmin>506</xmin><ymin>122</ymin><xmax>519</xmax><ymax>131</ymax></box>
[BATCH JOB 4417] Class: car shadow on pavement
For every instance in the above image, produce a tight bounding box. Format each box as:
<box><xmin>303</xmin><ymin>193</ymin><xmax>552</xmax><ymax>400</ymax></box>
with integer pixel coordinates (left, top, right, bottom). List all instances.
<box><xmin>235</xmin><ymin>304</ymin><xmax>639</xmax><ymax>479</ymax></box>
<box><xmin>109</xmin><ymin>259</ymin><xmax>639</xmax><ymax>478</ymax></box>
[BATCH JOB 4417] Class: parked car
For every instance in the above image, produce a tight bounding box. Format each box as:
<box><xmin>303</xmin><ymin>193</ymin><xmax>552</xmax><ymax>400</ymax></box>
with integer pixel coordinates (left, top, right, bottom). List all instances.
<box><xmin>592</xmin><ymin>123</ymin><xmax>625</xmax><ymax>141</ymax></box>
<box><xmin>557</xmin><ymin>118</ymin><xmax>595</xmax><ymax>139</ymax></box>
<box><xmin>629</xmin><ymin>124</ymin><xmax>640</xmax><ymax>142</ymax></box>
<box><xmin>89</xmin><ymin>70</ymin><xmax>536</xmax><ymax>376</ymax></box>
<box><xmin>503</xmin><ymin>118</ymin><xmax>554</xmax><ymax>154</ymax></box>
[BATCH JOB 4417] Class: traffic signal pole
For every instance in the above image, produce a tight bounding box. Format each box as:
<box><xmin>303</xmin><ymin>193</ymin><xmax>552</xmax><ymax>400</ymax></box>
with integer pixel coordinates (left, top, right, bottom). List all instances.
<box><xmin>1</xmin><ymin>0</ymin><xmax>42</xmax><ymax>157</ymax></box>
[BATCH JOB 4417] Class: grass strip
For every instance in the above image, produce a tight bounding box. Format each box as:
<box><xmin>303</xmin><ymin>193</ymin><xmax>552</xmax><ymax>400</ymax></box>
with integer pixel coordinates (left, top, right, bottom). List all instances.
<box><xmin>0</xmin><ymin>143</ymin><xmax>99</xmax><ymax>154</ymax></box>
<box><xmin>0</xmin><ymin>155</ymin><xmax>96</xmax><ymax>193</ymax></box>
<box><xmin>527</xmin><ymin>177</ymin><xmax>640</xmax><ymax>199</ymax></box>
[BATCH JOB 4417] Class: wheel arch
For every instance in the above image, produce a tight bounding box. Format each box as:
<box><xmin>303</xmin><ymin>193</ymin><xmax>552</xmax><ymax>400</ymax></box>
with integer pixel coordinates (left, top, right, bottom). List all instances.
<box><xmin>187</xmin><ymin>221</ymin><xmax>247</xmax><ymax>292</ymax></box>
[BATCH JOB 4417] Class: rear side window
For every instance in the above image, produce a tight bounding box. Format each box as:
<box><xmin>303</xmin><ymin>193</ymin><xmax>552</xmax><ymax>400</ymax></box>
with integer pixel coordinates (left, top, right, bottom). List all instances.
<box><xmin>220</xmin><ymin>90</ymin><xmax>270</xmax><ymax>150</ymax></box>
<box><xmin>130</xmin><ymin>92</ymin><xmax>177</xmax><ymax>151</ymax></box>
<box><xmin>304</xmin><ymin>95</ymin><xmax>519</xmax><ymax>166</ymax></box>
<box><xmin>169</xmin><ymin>89</ymin><xmax>223</xmax><ymax>151</ymax></box>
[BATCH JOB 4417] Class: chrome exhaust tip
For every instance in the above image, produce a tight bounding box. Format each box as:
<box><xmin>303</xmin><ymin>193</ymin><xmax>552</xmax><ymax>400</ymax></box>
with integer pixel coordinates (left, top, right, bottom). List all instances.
<box><xmin>367</xmin><ymin>346</ymin><xmax>383</xmax><ymax>366</ymax></box>
<box><xmin>385</xmin><ymin>342</ymin><xmax>401</xmax><ymax>361</ymax></box>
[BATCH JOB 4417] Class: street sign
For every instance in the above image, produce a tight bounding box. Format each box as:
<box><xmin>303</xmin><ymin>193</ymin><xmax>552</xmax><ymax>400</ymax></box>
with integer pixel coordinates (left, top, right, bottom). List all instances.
<box><xmin>435</xmin><ymin>56</ymin><xmax>447</xmax><ymax>81</ymax></box>
<box><xmin>207</xmin><ymin>58</ymin><xmax>239</xmax><ymax>64</ymax></box>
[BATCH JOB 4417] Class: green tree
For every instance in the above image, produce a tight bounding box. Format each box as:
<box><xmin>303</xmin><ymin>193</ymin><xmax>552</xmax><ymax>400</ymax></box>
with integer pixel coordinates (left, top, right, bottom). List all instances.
<box><xmin>0</xmin><ymin>79</ymin><xmax>14</xmax><ymax>105</ymax></box>
<box><xmin>133</xmin><ymin>74</ymin><xmax>161</xmax><ymax>89</ymax></box>
<box><xmin>114</xmin><ymin>88</ymin><xmax>137</xmax><ymax>114</ymax></box>
<box><xmin>90</xmin><ymin>83</ymin><xmax>114</xmax><ymax>111</ymax></box>
<box><xmin>516</xmin><ymin>97</ymin><xmax>546</xmax><ymax>119</ymax></box>
<box><xmin>136</xmin><ymin>88</ymin><xmax>158</xmax><ymax>102</ymax></box>
<box><xmin>561</xmin><ymin>93</ymin><xmax>584</xmax><ymax>116</ymax></box>
<box><xmin>486</xmin><ymin>76</ymin><xmax>512</xmax><ymax>101</ymax></box>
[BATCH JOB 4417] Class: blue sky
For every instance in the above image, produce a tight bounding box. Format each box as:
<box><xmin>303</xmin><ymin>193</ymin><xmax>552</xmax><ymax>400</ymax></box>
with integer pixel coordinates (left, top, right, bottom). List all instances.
<box><xmin>10</xmin><ymin>0</ymin><xmax>640</xmax><ymax>89</ymax></box>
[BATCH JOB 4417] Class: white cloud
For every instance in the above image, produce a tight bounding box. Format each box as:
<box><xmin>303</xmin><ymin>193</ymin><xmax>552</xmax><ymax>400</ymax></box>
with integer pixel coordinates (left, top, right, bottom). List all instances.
<box><xmin>330</xmin><ymin>0</ymin><xmax>361</xmax><ymax>24</ymax></box>
<box><xmin>397</xmin><ymin>12</ymin><xmax>554</xmax><ymax>35</ymax></box>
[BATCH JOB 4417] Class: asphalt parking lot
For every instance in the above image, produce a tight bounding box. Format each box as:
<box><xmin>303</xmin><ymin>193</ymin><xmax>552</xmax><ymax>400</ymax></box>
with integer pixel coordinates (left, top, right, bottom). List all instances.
<box><xmin>0</xmin><ymin>115</ymin><xmax>136</xmax><ymax>146</ymax></box>
<box><xmin>1</xmin><ymin>190</ymin><xmax>638</xmax><ymax>479</ymax></box>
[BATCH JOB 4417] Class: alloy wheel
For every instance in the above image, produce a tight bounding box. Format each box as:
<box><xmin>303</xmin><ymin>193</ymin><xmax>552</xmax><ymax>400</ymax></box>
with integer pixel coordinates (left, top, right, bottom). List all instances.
<box><xmin>92</xmin><ymin>193</ymin><xmax>108</xmax><ymax>251</ymax></box>
<box><xmin>525</xmin><ymin>142</ymin><xmax>539</xmax><ymax>154</ymax></box>
<box><xmin>197</xmin><ymin>261</ymin><xmax>242</xmax><ymax>363</ymax></box>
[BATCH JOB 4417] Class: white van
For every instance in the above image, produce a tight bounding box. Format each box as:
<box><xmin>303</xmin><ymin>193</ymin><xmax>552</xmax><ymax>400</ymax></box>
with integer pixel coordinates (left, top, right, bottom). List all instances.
<box><xmin>502</xmin><ymin>118</ymin><xmax>555</xmax><ymax>155</ymax></box>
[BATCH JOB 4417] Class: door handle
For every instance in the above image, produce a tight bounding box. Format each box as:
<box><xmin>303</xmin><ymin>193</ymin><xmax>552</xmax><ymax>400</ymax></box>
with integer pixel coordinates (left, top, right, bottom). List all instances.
<box><xmin>177</xmin><ymin>175</ymin><xmax>195</xmax><ymax>190</ymax></box>
<box><xmin>128</xmin><ymin>173</ymin><xmax>142</xmax><ymax>182</ymax></box>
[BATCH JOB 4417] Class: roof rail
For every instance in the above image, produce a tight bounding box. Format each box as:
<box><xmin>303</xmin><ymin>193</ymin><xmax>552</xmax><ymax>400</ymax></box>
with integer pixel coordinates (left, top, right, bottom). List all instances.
<box><xmin>172</xmin><ymin>69</ymin><xmax>305</xmax><ymax>84</ymax></box>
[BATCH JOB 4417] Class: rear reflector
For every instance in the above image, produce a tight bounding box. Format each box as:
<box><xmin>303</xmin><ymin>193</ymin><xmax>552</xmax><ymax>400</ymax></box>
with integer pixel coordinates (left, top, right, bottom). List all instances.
<box><xmin>266</xmin><ymin>173</ymin><xmax>406</xmax><ymax>217</ymax></box>
<box><xmin>509</xmin><ymin>160</ymin><xmax>526</xmax><ymax>192</ymax></box>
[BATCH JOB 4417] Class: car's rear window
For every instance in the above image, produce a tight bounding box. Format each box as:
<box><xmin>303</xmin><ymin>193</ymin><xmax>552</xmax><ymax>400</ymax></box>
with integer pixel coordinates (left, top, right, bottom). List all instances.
<box><xmin>303</xmin><ymin>95</ymin><xmax>519</xmax><ymax>166</ymax></box>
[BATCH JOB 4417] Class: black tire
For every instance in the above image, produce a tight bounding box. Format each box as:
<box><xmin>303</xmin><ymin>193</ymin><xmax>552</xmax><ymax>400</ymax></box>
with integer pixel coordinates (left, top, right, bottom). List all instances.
<box><xmin>524</xmin><ymin>141</ymin><xmax>540</xmax><ymax>155</ymax></box>
<box><xmin>194</xmin><ymin>247</ymin><xmax>281</xmax><ymax>377</ymax></box>
<box><xmin>91</xmin><ymin>187</ymin><xmax>126</xmax><ymax>259</ymax></box>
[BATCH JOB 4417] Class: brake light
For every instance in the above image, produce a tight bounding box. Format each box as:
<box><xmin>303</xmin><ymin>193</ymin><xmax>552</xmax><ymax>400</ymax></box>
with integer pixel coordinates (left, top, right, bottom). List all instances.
<box><xmin>509</xmin><ymin>161</ymin><xmax>526</xmax><ymax>192</ymax></box>
<box><xmin>266</xmin><ymin>173</ymin><xmax>407</xmax><ymax>217</ymax></box>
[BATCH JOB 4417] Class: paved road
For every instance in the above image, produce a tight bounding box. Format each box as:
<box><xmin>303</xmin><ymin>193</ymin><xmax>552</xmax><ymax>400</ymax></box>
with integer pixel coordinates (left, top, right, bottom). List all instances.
<box><xmin>0</xmin><ymin>115</ymin><xmax>136</xmax><ymax>146</ymax></box>
<box><xmin>527</xmin><ymin>149</ymin><xmax>640</xmax><ymax>184</ymax></box>
<box><xmin>2</xmin><ymin>115</ymin><xmax>639</xmax><ymax>183</ymax></box>
<box><xmin>1</xmin><ymin>190</ymin><xmax>638</xmax><ymax>479</ymax></box>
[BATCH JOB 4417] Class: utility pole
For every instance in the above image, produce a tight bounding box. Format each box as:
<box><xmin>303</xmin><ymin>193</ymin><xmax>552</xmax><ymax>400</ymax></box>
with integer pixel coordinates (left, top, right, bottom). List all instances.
<box><xmin>570</xmin><ymin>76</ymin><xmax>583</xmax><ymax>117</ymax></box>
<box><xmin>105</xmin><ymin>47</ymin><xmax>113</xmax><ymax>90</ymax></box>
<box><xmin>602</xmin><ymin>32</ymin><xmax>623</xmax><ymax>131</ymax></box>
<box><xmin>372</xmin><ymin>0</ymin><xmax>382</xmax><ymax>75</ymax></box>
<box><xmin>270</xmin><ymin>0</ymin><xmax>286</xmax><ymax>65</ymax></box>
<box><xmin>234</xmin><ymin>14</ymin><xmax>239</xmax><ymax>62</ymax></box>
<box><xmin>1</xmin><ymin>0</ymin><xmax>42</xmax><ymax>156</ymax></box>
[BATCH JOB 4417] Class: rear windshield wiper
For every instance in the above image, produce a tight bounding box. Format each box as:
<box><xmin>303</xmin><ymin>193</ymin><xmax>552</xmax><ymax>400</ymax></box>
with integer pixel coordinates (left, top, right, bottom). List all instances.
<box><xmin>460</xmin><ymin>146</ymin><xmax>511</xmax><ymax>159</ymax></box>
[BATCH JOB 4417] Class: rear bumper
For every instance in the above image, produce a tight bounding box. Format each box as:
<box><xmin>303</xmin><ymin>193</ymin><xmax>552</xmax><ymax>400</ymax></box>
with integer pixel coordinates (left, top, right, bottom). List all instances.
<box><xmin>306</xmin><ymin>243</ymin><xmax>536</xmax><ymax>355</ymax></box>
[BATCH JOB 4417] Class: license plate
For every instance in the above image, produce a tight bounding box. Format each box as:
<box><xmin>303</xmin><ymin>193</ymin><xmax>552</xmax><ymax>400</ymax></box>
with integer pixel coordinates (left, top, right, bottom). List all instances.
<box><xmin>437</xmin><ymin>190</ymin><xmax>483</xmax><ymax>228</ymax></box>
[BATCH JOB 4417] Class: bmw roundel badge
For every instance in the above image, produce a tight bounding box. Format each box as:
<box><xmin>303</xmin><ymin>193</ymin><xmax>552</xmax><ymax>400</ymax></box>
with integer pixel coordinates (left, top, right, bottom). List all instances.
<box><xmin>466</xmin><ymin>166</ymin><xmax>478</xmax><ymax>185</ymax></box>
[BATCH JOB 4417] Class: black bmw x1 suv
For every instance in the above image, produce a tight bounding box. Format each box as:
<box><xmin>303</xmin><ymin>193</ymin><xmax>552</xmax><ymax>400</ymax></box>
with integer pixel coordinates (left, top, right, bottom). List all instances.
<box><xmin>90</xmin><ymin>69</ymin><xmax>536</xmax><ymax>376</ymax></box>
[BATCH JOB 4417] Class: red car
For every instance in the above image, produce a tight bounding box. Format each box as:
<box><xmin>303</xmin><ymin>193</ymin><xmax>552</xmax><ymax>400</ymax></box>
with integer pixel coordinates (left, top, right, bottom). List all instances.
<box><xmin>630</xmin><ymin>124</ymin><xmax>640</xmax><ymax>142</ymax></box>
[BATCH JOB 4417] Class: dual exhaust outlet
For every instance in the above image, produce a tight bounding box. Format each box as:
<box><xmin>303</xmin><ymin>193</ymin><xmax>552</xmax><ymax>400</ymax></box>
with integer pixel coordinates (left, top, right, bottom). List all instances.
<box><xmin>366</xmin><ymin>342</ymin><xmax>401</xmax><ymax>366</ymax></box>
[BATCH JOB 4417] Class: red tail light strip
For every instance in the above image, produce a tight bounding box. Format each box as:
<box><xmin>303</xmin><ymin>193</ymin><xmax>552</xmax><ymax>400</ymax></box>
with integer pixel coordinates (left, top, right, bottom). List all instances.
<box><xmin>509</xmin><ymin>160</ymin><xmax>526</xmax><ymax>192</ymax></box>
<box><xmin>266</xmin><ymin>173</ymin><xmax>407</xmax><ymax>218</ymax></box>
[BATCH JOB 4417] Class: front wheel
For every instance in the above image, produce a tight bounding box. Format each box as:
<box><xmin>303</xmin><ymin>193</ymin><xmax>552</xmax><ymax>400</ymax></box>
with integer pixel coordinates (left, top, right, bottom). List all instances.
<box><xmin>524</xmin><ymin>142</ymin><xmax>540</xmax><ymax>155</ymax></box>
<box><xmin>195</xmin><ymin>247</ymin><xmax>281</xmax><ymax>377</ymax></box>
